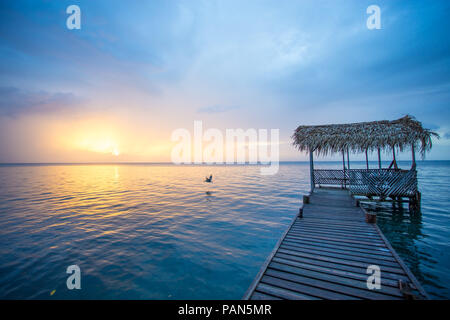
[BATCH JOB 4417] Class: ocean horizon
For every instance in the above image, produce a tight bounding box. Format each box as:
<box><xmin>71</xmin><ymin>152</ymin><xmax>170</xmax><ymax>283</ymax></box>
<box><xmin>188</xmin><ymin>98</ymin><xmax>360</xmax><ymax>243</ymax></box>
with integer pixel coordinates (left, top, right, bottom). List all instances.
<box><xmin>0</xmin><ymin>160</ymin><xmax>448</xmax><ymax>166</ymax></box>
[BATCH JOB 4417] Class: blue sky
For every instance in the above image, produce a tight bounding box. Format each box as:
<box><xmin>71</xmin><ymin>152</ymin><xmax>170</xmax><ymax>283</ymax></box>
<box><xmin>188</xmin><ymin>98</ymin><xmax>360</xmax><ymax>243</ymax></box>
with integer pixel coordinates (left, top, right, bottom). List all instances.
<box><xmin>0</xmin><ymin>0</ymin><xmax>449</xmax><ymax>162</ymax></box>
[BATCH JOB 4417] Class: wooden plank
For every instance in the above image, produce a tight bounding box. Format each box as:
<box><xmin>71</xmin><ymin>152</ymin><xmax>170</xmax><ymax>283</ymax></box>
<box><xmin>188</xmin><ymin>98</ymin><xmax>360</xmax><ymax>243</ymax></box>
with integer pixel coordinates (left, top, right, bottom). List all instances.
<box><xmin>280</xmin><ymin>241</ymin><xmax>397</xmax><ymax>262</ymax></box>
<box><xmin>261</xmin><ymin>275</ymin><xmax>359</xmax><ymax>300</ymax></box>
<box><xmin>265</xmin><ymin>268</ymin><xmax>402</xmax><ymax>300</ymax></box>
<box><xmin>294</xmin><ymin>221</ymin><xmax>375</xmax><ymax>231</ymax></box>
<box><xmin>292</xmin><ymin>221</ymin><xmax>377</xmax><ymax>231</ymax></box>
<box><xmin>291</xmin><ymin>223</ymin><xmax>379</xmax><ymax>235</ymax></box>
<box><xmin>268</xmin><ymin>262</ymin><xmax>402</xmax><ymax>296</ymax></box>
<box><xmin>279</xmin><ymin>245</ymin><xmax>400</xmax><ymax>268</ymax></box>
<box><xmin>297</xmin><ymin>216</ymin><xmax>369</xmax><ymax>226</ymax></box>
<box><xmin>303</xmin><ymin>209</ymin><xmax>363</xmax><ymax>215</ymax></box>
<box><xmin>271</xmin><ymin>256</ymin><xmax>401</xmax><ymax>287</ymax></box>
<box><xmin>274</xmin><ymin>252</ymin><xmax>410</xmax><ymax>282</ymax></box>
<box><xmin>288</xmin><ymin>228</ymin><xmax>384</xmax><ymax>242</ymax></box>
<box><xmin>287</xmin><ymin>227</ymin><xmax>384</xmax><ymax>243</ymax></box>
<box><xmin>255</xmin><ymin>283</ymin><xmax>318</xmax><ymax>300</ymax></box>
<box><xmin>280</xmin><ymin>242</ymin><xmax>393</xmax><ymax>263</ymax></box>
<box><xmin>307</xmin><ymin>203</ymin><xmax>359</xmax><ymax>209</ymax></box>
<box><xmin>250</xmin><ymin>291</ymin><xmax>282</xmax><ymax>300</ymax></box>
<box><xmin>277</xmin><ymin>248</ymin><xmax>405</xmax><ymax>275</ymax></box>
<box><xmin>287</xmin><ymin>231</ymin><xmax>383</xmax><ymax>245</ymax></box>
<box><xmin>285</xmin><ymin>232</ymin><xmax>386</xmax><ymax>249</ymax></box>
<box><xmin>282</xmin><ymin>234</ymin><xmax>391</xmax><ymax>252</ymax></box>
<box><xmin>298</xmin><ymin>218</ymin><xmax>368</xmax><ymax>227</ymax></box>
<box><xmin>285</xmin><ymin>233</ymin><xmax>386</xmax><ymax>248</ymax></box>
<box><xmin>282</xmin><ymin>238</ymin><xmax>393</xmax><ymax>257</ymax></box>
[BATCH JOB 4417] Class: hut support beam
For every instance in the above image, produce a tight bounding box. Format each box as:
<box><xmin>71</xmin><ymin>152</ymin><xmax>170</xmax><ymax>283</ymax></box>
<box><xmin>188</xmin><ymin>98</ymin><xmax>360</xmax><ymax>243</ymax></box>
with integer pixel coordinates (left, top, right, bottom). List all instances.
<box><xmin>378</xmin><ymin>148</ymin><xmax>381</xmax><ymax>169</ymax></box>
<box><xmin>365</xmin><ymin>149</ymin><xmax>369</xmax><ymax>170</ymax></box>
<box><xmin>411</xmin><ymin>144</ymin><xmax>416</xmax><ymax>169</ymax></box>
<box><xmin>347</xmin><ymin>148</ymin><xmax>350</xmax><ymax>170</ymax></box>
<box><xmin>342</xmin><ymin>150</ymin><xmax>346</xmax><ymax>189</ymax></box>
<box><xmin>388</xmin><ymin>146</ymin><xmax>398</xmax><ymax>170</ymax></box>
<box><xmin>309</xmin><ymin>148</ymin><xmax>315</xmax><ymax>192</ymax></box>
<box><xmin>393</xmin><ymin>147</ymin><xmax>397</xmax><ymax>169</ymax></box>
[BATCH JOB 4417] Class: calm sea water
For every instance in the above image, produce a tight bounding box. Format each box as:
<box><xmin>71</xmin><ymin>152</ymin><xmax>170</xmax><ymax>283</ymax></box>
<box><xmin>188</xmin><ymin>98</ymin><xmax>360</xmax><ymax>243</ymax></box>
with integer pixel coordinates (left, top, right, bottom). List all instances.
<box><xmin>0</xmin><ymin>162</ymin><xmax>448</xmax><ymax>299</ymax></box>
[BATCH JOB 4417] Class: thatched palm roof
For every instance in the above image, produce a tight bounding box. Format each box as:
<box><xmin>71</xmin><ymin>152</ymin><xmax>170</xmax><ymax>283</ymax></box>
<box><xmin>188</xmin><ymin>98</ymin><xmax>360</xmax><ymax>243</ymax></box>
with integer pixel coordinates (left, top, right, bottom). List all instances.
<box><xmin>292</xmin><ymin>115</ymin><xmax>438</xmax><ymax>157</ymax></box>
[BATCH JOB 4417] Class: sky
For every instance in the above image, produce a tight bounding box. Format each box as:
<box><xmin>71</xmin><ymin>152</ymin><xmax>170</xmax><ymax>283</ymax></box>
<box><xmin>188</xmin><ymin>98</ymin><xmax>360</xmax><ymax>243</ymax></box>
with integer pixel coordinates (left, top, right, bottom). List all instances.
<box><xmin>0</xmin><ymin>0</ymin><xmax>449</xmax><ymax>163</ymax></box>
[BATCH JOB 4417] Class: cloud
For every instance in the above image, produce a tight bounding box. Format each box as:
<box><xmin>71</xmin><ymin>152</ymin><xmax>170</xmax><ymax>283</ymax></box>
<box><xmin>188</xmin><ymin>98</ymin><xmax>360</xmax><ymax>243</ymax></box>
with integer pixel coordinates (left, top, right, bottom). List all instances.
<box><xmin>197</xmin><ymin>105</ymin><xmax>240</xmax><ymax>114</ymax></box>
<box><xmin>0</xmin><ymin>87</ymin><xmax>81</xmax><ymax>116</ymax></box>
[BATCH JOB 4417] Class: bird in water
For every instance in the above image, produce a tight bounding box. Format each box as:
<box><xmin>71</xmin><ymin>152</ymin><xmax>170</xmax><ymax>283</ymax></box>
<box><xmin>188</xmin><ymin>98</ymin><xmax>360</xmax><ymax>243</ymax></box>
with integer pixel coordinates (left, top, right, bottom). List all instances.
<box><xmin>204</xmin><ymin>174</ymin><xmax>213</xmax><ymax>183</ymax></box>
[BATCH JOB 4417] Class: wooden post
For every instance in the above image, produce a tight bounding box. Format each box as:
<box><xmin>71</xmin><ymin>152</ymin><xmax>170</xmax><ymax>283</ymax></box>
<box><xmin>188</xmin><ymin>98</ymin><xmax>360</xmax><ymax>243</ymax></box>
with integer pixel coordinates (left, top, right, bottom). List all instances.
<box><xmin>365</xmin><ymin>149</ymin><xmax>369</xmax><ymax>170</ymax></box>
<box><xmin>303</xmin><ymin>195</ymin><xmax>310</xmax><ymax>204</ymax></box>
<box><xmin>411</xmin><ymin>144</ymin><xmax>416</xmax><ymax>169</ymax></box>
<box><xmin>378</xmin><ymin>147</ymin><xmax>381</xmax><ymax>169</ymax></box>
<box><xmin>342</xmin><ymin>150</ymin><xmax>346</xmax><ymax>189</ymax></box>
<box><xmin>392</xmin><ymin>146</ymin><xmax>398</xmax><ymax>169</ymax></box>
<box><xmin>309</xmin><ymin>148</ymin><xmax>315</xmax><ymax>192</ymax></box>
<box><xmin>366</xmin><ymin>212</ymin><xmax>377</xmax><ymax>224</ymax></box>
<box><xmin>409</xmin><ymin>192</ymin><xmax>421</xmax><ymax>214</ymax></box>
<box><xmin>347</xmin><ymin>148</ymin><xmax>350</xmax><ymax>170</ymax></box>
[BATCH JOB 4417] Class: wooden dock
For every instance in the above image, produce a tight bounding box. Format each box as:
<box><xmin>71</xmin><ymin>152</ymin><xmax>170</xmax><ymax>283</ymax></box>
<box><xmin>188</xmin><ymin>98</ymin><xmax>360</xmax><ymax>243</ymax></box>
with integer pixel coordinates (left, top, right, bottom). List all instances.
<box><xmin>244</xmin><ymin>187</ymin><xmax>428</xmax><ymax>300</ymax></box>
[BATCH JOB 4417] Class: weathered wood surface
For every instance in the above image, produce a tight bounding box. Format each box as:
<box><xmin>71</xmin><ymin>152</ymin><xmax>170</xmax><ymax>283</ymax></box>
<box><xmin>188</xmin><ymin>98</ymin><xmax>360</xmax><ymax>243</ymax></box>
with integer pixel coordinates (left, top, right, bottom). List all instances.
<box><xmin>244</xmin><ymin>187</ymin><xmax>427</xmax><ymax>300</ymax></box>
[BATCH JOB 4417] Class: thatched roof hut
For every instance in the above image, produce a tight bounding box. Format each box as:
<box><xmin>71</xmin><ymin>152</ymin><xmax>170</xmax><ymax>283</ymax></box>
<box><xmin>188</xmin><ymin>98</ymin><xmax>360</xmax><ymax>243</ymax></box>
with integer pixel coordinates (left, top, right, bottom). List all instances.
<box><xmin>292</xmin><ymin>115</ymin><xmax>438</xmax><ymax>157</ymax></box>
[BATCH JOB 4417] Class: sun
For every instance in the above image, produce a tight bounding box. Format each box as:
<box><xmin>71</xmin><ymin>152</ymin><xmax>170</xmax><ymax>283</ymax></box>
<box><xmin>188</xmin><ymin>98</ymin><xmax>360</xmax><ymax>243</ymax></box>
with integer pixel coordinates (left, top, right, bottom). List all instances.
<box><xmin>75</xmin><ymin>136</ymin><xmax>121</xmax><ymax>157</ymax></box>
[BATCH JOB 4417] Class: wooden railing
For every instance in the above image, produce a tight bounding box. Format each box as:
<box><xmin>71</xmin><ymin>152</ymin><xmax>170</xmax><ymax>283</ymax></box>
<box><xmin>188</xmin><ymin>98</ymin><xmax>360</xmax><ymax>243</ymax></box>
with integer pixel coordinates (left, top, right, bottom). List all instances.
<box><xmin>313</xmin><ymin>169</ymin><xmax>418</xmax><ymax>198</ymax></box>
<box><xmin>314</xmin><ymin>169</ymin><xmax>347</xmax><ymax>186</ymax></box>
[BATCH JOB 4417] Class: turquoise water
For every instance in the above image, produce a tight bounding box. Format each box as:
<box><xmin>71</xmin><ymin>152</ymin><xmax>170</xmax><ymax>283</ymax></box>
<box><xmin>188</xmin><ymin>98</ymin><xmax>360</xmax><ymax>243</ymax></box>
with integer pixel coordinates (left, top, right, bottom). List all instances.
<box><xmin>0</xmin><ymin>162</ymin><xmax>448</xmax><ymax>299</ymax></box>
